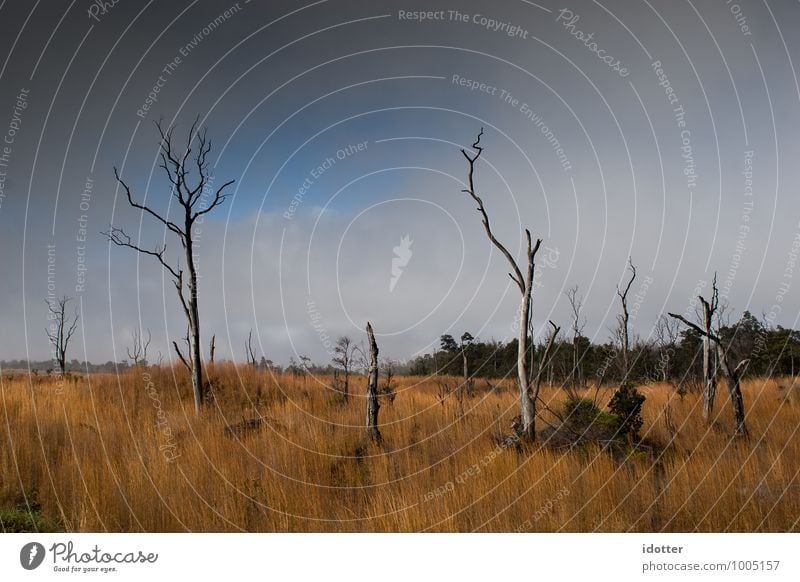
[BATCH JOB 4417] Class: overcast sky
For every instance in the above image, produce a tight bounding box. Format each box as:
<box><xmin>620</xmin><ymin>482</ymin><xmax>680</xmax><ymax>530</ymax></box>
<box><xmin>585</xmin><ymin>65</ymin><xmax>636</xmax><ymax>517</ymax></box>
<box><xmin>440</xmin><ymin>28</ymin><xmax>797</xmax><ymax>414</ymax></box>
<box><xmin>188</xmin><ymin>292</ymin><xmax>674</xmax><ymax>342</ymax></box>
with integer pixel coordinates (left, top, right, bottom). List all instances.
<box><xmin>1</xmin><ymin>0</ymin><xmax>799</xmax><ymax>366</ymax></box>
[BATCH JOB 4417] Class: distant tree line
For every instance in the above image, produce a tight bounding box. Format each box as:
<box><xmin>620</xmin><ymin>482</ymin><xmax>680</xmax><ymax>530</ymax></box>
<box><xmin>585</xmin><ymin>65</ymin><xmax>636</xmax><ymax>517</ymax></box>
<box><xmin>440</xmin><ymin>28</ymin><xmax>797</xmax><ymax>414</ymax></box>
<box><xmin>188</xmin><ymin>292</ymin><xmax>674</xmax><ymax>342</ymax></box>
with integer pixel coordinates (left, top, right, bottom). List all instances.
<box><xmin>406</xmin><ymin>310</ymin><xmax>800</xmax><ymax>388</ymax></box>
<box><xmin>1</xmin><ymin>359</ymin><xmax>131</xmax><ymax>374</ymax></box>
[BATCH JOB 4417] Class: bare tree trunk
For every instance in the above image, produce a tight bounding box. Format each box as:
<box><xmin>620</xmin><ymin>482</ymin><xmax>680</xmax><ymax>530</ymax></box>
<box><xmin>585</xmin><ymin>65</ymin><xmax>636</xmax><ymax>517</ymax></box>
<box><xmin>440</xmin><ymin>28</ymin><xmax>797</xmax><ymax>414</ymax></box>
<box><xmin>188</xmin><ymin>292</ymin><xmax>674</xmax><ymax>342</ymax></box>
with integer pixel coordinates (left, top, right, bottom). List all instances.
<box><xmin>533</xmin><ymin>321</ymin><xmax>561</xmax><ymax>406</ymax></box>
<box><xmin>245</xmin><ymin>329</ymin><xmax>257</xmax><ymax>367</ymax></box>
<box><xmin>702</xmin><ymin>337</ymin><xmax>716</xmax><ymax>421</ymax></box>
<box><xmin>700</xmin><ymin>277</ymin><xmax>719</xmax><ymax>423</ymax></box>
<box><xmin>716</xmin><ymin>344</ymin><xmax>748</xmax><ymax>437</ymax></box>
<box><xmin>365</xmin><ymin>322</ymin><xmax>381</xmax><ymax>443</ymax></box>
<box><xmin>517</xmin><ymin>285</ymin><xmax>536</xmax><ymax>441</ymax></box>
<box><xmin>185</xmin><ymin>234</ymin><xmax>203</xmax><ymax>414</ymax></box>
<box><xmin>209</xmin><ymin>334</ymin><xmax>216</xmax><ymax>364</ymax></box>
<box><xmin>565</xmin><ymin>285</ymin><xmax>584</xmax><ymax>390</ymax></box>
<box><xmin>616</xmin><ymin>259</ymin><xmax>636</xmax><ymax>380</ymax></box>
<box><xmin>668</xmin><ymin>275</ymin><xmax>748</xmax><ymax>438</ymax></box>
<box><xmin>460</xmin><ymin>129</ymin><xmax>542</xmax><ymax>442</ymax></box>
<box><xmin>573</xmin><ymin>337</ymin><xmax>580</xmax><ymax>388</ymax></box>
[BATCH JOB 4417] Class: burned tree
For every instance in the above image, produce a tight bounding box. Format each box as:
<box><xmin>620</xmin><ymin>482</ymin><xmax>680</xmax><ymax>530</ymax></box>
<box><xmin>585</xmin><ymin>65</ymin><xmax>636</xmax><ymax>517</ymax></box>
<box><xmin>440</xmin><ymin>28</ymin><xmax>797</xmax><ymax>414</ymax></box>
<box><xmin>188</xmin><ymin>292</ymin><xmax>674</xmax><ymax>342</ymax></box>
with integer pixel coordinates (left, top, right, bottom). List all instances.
<box><xmin>332</xmin><ymin>335</ymin><xmax>356</xmax><ymax>402</ymax></box>
<box><xmin>669</xmin><ymin>276</ymin><xmax>748</xmax><ymax>437</ymax></box>
<box><xmin>460</xmin><ymin>129</ymin><xmax>542</xmax><ymax>441</ymax></box>
<box><xmin>103</xmin><ymin>119</ymin><xmax>234</xmax><ymax>414</ymax></box>
<box><xmin>127</xmin><ymin>328</ymin><xmax>151</xmax><ymax>367</ymax></box>
<box><xmin>209</xmin><ymin>334</ymin><xmax>216</xmax><ymax>364</ymax></box>
<box><xmin>46</xmin><ymin>295</ymin><xmax>79</xmax><ymax>375</ymax></box>
<box><xmin>365</xmin><ymin>322</ymin><xmax>381</xmax><ymax>443</ymax></box>
<box><xmin>616</xmin><ymin>258</ymin><xmax>636</xmax><ymax>380</ymax></box>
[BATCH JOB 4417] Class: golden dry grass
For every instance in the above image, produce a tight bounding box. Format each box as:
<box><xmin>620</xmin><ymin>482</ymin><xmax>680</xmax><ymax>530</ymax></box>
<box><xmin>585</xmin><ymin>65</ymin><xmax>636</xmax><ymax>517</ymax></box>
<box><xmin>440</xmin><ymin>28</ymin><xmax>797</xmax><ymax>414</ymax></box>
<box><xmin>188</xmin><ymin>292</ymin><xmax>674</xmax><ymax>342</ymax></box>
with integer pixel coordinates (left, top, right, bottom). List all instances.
<box><xmin>1</xmin><ymin>365</ymin><xmax>798</xmax><ymax>532</ymax></box>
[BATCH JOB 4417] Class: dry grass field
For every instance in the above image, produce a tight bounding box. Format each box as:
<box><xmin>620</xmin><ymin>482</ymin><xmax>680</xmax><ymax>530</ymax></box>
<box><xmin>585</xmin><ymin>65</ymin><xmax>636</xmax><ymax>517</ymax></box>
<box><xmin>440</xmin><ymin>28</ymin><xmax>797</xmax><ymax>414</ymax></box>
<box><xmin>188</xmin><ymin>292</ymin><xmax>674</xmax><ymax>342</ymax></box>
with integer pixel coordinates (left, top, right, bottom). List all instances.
<box><xmin>1</xmin><ymin>365</ymin><xmax>799</xmax><ymax>532</ymax></box>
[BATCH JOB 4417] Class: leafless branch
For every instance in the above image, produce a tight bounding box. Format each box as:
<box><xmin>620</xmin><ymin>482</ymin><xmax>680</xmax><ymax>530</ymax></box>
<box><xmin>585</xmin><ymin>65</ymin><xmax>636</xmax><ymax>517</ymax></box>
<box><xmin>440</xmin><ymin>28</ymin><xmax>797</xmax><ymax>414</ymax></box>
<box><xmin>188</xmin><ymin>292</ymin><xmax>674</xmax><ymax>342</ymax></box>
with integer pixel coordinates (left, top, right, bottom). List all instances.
<box><xmin>460</xmin><ymin>128</ymin><xmax>530</xmax><ymax>293</ymax></box>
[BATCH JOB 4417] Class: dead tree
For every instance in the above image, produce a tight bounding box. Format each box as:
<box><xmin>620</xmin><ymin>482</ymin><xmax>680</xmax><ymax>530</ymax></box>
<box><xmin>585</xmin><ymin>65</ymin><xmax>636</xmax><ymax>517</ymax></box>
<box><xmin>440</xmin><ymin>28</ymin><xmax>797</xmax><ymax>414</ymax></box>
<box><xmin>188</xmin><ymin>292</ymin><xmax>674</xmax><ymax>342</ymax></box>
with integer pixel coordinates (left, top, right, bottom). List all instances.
<box><xmin>245</xmin><ymin>329</ymin><xmax>257</xmax><ymax>367</ymax></box>
<box><xmin>533</xmin><ymin>321</ymin><xmax>561</xmax><ymax>407</ymax></box>
<box><xmin>380</xmin><ymin>358</ymin><xmax>397</xmax><ymax>404</ymax></box>
<box><xmin>45</xmin><ymin>295</ymin><xmax>79</xmax><ymax>375</ymax></box>
<box><xmin>460</xmin><ymin>332</ymin><xmax>474</xmax><ymax>397</ymax></box>
<box><xmin>653</xmin><ymin>314</ymin><xmax>680</xmax><ymax>384</ymax></box>
<box><xmin>616</xmin><ymin>258</ymin><xmax>636</xmax><ymax>380</ymax></box>
<box><xmin>127</xmin><ymin>328</ymin><xmax>151</xmax><ymax>366</ymax></box>
<box><xmin>698</xmin><ymin>274</ymin><xmax>720</xmax><ymax>422</ymax></box>
<box><xmin>173</xmin><ymin>327</ymin><xmax>191</xmax><ymax>372</ymax></box>
<box><xmin>365</xmin><ymin>322</ymin><xmax>381</xmax><ymax>443</ymax></box>
<box><xmin>209</xmin><ymin>334</ymin><xmax>216</xmax><ymax>364</ymax></box>
<box><xmin>332</xmin><ymin>335</ymin><xmax>355</xmax><ymax>402</ymax></box>
<box><xmin>565</xmin><ymin>285</ymin><xmax>586</xmax><ymax>390</ymax></box>
<box><xmin>668</xmin><ymin>278</ymin><xmax>748</xmax><ymax>437</ymax></box>
<box><xmin>103</xmin><ymin>119</ymin><xmax>234</xmax><ymax>414</ymax></box>
<box><xmin>460</xmin><ymin>129</ymin><xmax>542</xmax><ymax>441</ymax></box>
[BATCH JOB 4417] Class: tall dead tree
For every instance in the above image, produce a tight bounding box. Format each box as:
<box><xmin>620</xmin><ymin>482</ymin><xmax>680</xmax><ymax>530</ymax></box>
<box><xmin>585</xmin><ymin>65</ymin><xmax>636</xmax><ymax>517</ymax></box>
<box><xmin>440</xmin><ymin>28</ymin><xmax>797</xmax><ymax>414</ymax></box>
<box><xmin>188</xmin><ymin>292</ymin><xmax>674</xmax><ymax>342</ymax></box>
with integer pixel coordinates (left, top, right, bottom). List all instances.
<box><xmin>698</xmin><ymin>274</ymin><xmax>720</xmax><ymax>422</ymax></box>
<box><xmin>103</xmin><ymin>119</ymin><xmax>234</xmax><ymax>414</ymax></box>
<box><xmin>127</xmin><ymin>328</ymin><xmax>151</xmax><ymax>366</ymax></box>
<box><xmin>616</xmin><ymin>258</ymin><xmax>636</xmax><ymax>380</ymax></box>
<box><xmin>565</xmin><ymin>285</ymin><xmax>586</xmax><ymax>390</ymax></box>
<box><xmin>46</xmin><ymin>295</ymin><xmax>79</xmax><ymax>375</ymax></box>
<box><xmin>365</xmin><ymin>322</ymin><xmax>381</xmax><ymax>443</ymax></box>
<box><xmin>460</xmin><ymin>129</ymin><xmax>542</xmax><ymax>441</ymax></box>
<box><xmin>669</xmin><ymin>277</ymin><xmax>748</xmax><ymax>437</ymax></box>
<box><xmin>209</xmin><ymin>334</ymin><xmax>216</xmax><ymax>364</ymax></box>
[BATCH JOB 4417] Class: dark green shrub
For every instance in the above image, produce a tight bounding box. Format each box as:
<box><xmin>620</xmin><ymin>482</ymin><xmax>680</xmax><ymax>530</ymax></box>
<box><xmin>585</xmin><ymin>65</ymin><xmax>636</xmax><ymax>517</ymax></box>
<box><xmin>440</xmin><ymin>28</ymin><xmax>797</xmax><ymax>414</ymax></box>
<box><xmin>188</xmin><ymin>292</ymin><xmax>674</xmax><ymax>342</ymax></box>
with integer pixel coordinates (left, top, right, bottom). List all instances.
<box><xmin>539</xmin><ymin>396</ymin><xmax>620</xmax><ymax>449</ymax></box>
<box><xmin>608</xmin><ymin>382</ymin><xmax>646</xmax><ymax>442</ymax></box>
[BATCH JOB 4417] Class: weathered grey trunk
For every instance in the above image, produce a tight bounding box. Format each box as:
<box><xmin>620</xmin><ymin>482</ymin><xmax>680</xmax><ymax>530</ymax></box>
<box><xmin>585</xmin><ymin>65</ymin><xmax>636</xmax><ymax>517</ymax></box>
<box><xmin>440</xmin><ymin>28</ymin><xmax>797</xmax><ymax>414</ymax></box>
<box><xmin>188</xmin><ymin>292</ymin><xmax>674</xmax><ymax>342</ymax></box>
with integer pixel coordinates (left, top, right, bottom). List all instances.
<box><xmin>668</xmin><ymin>273</ymin><xmax>746</xmax><ymax>438</ymax></box>
<box><xmin>715</xmin><ymin>343</ymin><xmax>748</xmax><ymax>437</ymax></box>
<box><xmin>701</xmin><ymin>302</ymin><xmax>717</xmax><ymax>422</ymax></box>
<box><xmin>459</xmin><ymin>130</ymin><xmax>542</xmax><ymax>443</ymax></box>
<box><xmin>621</xmin><ymin>324</ymin><xmax>629</xmax><ymax>379</ymax></box>
<box><xmin>616</xmin><ymin>259</ymin><xmax>636</xmax><ymax>380</ymax></box>
<box><xmin>518</xmin><ymin>283</ymin><xmax>536</xmax><ymax>441</ymax></box>
<box><xmin>702</xmin><ymin>336</ymin><xmax>716</xmax><ymax>421</ymax></box>
<box><xmin>572</xmin><ymin>337</ymin><xmax>580</xmax><ymax>388</ymax></box>
<box><xmin>365</xmin><ymin>322</ymin><xmax>381</xmax><ymax>443</ymax></box>
<box><xmin>533</xmin><ymin>321</ymin><xmax>560</xmax><ymax>415</ymax></box>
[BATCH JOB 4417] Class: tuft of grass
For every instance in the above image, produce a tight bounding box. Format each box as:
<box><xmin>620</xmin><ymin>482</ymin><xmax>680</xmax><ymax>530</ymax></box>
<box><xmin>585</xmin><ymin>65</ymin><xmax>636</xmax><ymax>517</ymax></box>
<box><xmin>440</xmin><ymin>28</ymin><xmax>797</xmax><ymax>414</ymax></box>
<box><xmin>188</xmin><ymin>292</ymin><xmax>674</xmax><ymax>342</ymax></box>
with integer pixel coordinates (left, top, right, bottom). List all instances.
<box><xmin>0</xmin><ymin>505</ymin><xmax>63</xmax><ymax>533</ymax></box>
